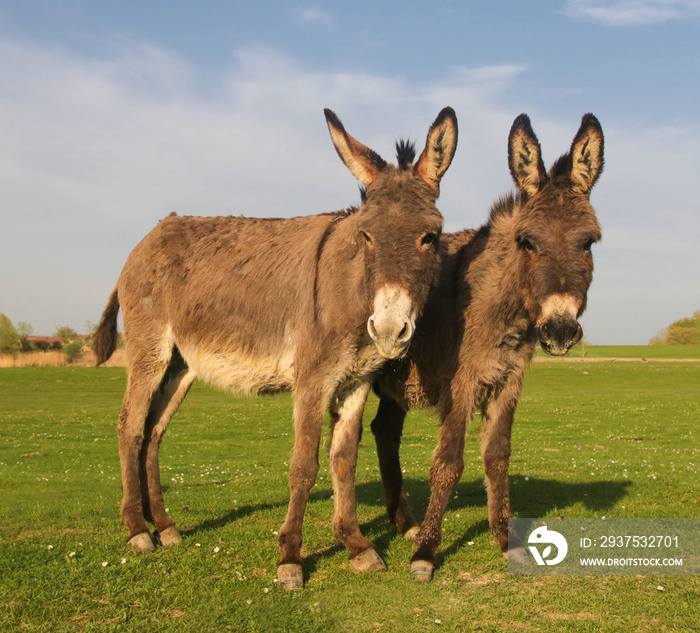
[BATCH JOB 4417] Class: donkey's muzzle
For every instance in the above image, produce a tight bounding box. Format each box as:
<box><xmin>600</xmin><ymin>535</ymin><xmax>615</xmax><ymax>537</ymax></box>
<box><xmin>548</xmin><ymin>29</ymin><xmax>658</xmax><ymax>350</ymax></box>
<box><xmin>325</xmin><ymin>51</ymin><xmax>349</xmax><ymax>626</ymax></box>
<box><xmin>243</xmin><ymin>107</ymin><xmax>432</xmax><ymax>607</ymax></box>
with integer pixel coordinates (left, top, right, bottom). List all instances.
<box><xmin>537</xmin><ymin>318</ymin><xmax>582</xmax><ymax>356</ymax></box>
<box><xmin>368</xmin><ymin>315</ymin><xmax>414</xmax><ymax>359</ymax></box>
<box><xmin>368</xmin><ymin>285</ymin><xmax>416</xmax><ymax>359</ymax></box>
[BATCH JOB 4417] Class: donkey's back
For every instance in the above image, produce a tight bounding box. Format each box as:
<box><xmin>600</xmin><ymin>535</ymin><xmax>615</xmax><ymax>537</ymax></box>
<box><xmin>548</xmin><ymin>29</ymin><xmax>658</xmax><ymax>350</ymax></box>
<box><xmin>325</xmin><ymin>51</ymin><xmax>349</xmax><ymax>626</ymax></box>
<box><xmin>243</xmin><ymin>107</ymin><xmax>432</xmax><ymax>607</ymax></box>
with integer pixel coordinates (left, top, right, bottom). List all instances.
<box><xmin>99</xmin><ymin>212</ymin><xmax>342</xmax><ymax>393</ymax></box>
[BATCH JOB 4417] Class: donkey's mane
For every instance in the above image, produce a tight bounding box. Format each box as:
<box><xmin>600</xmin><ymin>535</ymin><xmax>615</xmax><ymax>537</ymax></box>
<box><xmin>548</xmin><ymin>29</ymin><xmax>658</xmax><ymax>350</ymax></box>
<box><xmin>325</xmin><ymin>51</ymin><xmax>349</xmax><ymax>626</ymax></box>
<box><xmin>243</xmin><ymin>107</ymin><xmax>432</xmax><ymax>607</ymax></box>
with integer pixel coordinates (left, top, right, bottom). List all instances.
<box><xmin>486</xmin><ymin>151</ymin><xmax>573</xmax><ymax>226</ymax></box>
<box><xmin>338</xmin><ymin>205</ymin><xmax>360</xmax><ymax>216</ymax></box>
<box><xmin>396</xmin><ymin>139</ymin><xmax>417</xmax><ymax>169</ymax></box>
<box><xmin>487</xmin><ymin>192</ymin><xmax>518</xmax><ymax>225</ymax></box>
<box><xmin>324</xmin><ymin>205</ymin><xmax>361</xmax><ymax>220</ymax></box>
<box><xmin>549</xmin><ymin>153</ymin><xmax>571</xmax><ymax>182</ymax></box>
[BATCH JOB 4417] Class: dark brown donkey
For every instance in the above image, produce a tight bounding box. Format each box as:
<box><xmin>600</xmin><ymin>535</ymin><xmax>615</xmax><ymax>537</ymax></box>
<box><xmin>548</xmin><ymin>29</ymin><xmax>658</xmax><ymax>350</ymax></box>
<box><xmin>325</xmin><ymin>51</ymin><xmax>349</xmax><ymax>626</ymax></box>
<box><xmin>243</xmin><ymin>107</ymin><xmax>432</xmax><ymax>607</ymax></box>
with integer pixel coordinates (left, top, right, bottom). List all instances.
<box><xmin>93</xmin><ymin>107</ymin><xmax>458</xmax><ymax>590</ymax></box>
<box><xmin>369</xmin><ymin>113</ymin><xmax>604</xmax><ymax>580</ymax></box>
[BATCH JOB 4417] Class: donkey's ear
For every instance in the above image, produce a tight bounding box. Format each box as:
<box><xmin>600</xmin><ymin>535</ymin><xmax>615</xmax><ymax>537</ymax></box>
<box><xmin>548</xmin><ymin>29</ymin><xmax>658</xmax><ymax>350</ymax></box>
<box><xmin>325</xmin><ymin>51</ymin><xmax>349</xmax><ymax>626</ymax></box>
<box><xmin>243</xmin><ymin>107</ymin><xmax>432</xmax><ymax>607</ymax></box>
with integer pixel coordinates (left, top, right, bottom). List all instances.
<box><xmin>324</xmin><ymin>109</ymin><xmax>387</xmax><ymax>186</ymax></box>
<box><xmin>415</xmin><ymin>107</ymin><xmax>458</xmax><ymax>193</ymax></box>
<box><xmin>569</xmin><ymin>113</ymin><xmax>604</xmax><ymax>195</ymax></box>
<box><xmin>508</xmin><ymin>114</ymin><xmax>547</xmax><ymax>197</ymax></box>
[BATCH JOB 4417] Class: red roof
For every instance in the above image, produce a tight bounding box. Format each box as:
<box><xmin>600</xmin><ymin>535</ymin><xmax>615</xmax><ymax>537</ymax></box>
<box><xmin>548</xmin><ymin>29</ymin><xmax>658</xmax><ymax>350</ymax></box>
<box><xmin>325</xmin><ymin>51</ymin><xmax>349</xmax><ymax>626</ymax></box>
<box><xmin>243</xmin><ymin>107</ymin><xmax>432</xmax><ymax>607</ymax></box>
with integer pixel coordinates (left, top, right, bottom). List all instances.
<box><xmin>27</xmin><ymin>336</ymin><xmax>62</xmax><ymax>344</ymax></box>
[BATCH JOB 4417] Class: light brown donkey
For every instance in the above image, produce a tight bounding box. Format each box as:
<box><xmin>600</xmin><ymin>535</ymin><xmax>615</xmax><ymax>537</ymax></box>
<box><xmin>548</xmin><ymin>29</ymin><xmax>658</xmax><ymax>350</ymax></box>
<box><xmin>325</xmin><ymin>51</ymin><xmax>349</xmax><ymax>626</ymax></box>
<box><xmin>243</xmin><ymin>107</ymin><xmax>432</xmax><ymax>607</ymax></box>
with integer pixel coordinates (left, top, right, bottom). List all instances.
<box><xmin>370</xmin><ymin>113</ymin><xmax>604</xmax><ymax>580</ymax></box>
<box><xmin>93</xmin><ymin>108</ymin><xmax>458</xmax><ymax>590</ymax></box>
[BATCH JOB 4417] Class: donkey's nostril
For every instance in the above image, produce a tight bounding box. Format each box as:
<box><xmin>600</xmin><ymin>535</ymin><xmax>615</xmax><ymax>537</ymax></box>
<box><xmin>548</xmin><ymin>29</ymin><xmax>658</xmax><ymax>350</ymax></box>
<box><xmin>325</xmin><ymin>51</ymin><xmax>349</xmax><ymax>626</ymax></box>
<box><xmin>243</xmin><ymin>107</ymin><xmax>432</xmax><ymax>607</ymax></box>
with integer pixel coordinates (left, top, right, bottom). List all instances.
<box><xmin>537</xmin><ymin>318</ymin><xmax>582</xmax><ymax>355</ymax></box>
<box><xmin>367</xmin><ymin>317</ymin><xmax>378</xmax><ymax>340</ymax></box>
<box><xmin>397</xmin><ymin>321</ymin><xmax>412</xmax><ymax>343</ymax></box>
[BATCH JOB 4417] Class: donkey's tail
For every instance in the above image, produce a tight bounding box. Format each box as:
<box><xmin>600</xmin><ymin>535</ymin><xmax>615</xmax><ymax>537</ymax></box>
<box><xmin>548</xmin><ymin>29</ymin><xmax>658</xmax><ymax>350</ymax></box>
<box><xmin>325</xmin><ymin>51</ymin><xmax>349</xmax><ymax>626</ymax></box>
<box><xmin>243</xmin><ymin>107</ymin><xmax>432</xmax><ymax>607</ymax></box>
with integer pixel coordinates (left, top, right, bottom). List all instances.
<box><xmin>94</xmin><ymin>288</ymin><xmax>120</xmax><ymax>366</ymax></box>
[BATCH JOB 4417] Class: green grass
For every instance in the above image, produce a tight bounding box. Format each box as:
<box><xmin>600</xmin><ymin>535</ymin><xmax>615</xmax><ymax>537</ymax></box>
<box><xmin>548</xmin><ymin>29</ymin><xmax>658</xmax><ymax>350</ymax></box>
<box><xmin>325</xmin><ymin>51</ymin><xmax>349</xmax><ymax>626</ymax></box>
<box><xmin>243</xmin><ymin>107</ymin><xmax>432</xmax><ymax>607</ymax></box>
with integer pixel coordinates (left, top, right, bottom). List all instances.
<box><xmin>539</xmin><ymin>343</ymin><xmax>700</xmax><ymax>359</ymax></box>
<box><xmin>1</xmin><ymin>365</ymin><xmax>699</xmax><ymax>632</ymax></box>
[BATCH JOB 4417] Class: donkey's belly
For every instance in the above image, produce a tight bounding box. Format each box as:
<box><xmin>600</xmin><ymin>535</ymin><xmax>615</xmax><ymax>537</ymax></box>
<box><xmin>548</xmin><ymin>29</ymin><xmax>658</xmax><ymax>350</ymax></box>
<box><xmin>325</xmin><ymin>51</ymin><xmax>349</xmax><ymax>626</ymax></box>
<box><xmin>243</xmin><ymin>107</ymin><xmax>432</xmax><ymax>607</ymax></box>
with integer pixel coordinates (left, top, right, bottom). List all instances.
<box><xmin>178</xmin><ymin>345</ymin><xmax>296</xmax><ymax>394</ymax></box>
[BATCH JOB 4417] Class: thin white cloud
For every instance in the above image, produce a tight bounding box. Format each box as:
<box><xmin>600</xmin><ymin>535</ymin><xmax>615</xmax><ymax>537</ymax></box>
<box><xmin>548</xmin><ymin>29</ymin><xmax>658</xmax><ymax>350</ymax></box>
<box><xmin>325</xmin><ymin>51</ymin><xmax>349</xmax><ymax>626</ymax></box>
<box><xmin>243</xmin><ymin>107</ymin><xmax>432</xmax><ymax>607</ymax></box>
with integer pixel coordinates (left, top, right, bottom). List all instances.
<box><xmin>294</xmin><ymin>6</ymin><xmax>335</xmax><ymax>29</ymax></box>
<box><xmin>563</xmin><ymin>0</ymin><xmax>700</xmax><ymax>25</ymax></box>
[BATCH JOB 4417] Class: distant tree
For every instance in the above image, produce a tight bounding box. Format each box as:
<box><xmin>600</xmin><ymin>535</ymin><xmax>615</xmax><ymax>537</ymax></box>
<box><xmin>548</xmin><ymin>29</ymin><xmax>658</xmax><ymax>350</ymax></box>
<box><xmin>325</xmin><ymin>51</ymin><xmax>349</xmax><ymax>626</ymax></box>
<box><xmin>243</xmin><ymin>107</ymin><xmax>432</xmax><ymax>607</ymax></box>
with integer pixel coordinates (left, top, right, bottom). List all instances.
<box><xmin>0</xmin><ymin>314</ymin><xmax>20</xmax><ymax>353</ymax></box>
<box><xmin>666</xmin><ymin>325</ymin><xmax>696</xmax><ymax>345</ymax></box>
<box><xmin>17</xmin><ymin>321</ymin><xmax>34</xmax><ymax>338</ymax></box>
<box><xmin>667</xmin><ymin>317</ymin><xmax>696</xmax><ymax>345</ymax></box>
<box><xmin>54</xmin><ymin>326</ymin><xmax>78</xmax><ymax>344</ymax></box>
<box><xmin>82</xmin><ymin>320</ymin><xmax>98</xmax><ymax>350</ymax></box>
<box><xmin>16</xmin><ymin>321</ymin><xmax>36</xmax><ymax>352</ymax></box>
<box><xmin>649</xmin><ymin>314</ymin><xmax>698</xmax><ymax>345</ymax></box>
<box><xmin>671</xmin><ymin>317</ymin><xmax>694</xmax><ymax>329</ymax></box>
<box><xmin>649</xmin><ymin>329</ymin><xmax>666</xmax><ymax>346</ymax></box>
<box><xmin>62</xmin><ymin>340</ymin><xmax>84</xmax><ymax>364</ymax></box>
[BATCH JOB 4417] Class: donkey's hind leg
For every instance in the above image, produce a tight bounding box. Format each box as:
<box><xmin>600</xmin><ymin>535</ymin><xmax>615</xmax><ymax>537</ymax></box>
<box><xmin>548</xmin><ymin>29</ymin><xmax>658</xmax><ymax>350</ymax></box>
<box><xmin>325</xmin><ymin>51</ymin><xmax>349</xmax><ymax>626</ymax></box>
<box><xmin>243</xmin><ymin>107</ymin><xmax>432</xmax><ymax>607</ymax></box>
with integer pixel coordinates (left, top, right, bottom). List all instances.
<box><xmin>118</xmin><ymin>352</ymin><xmax>172</xmax><ymax>552</ymax></box>
<box><xmin>370</xmin><ymin>396</ymin><xmax>419</xmax><ymax>540</ymax></box>
<box><xmin>140</xmin><ymin>348</ymin><xmax>195</xmax><ymax>547</ymax></box>
<box><xmin>329</xmin><ymin>383</ymin><xmax>386</xmax><ymax>573</ymax></box>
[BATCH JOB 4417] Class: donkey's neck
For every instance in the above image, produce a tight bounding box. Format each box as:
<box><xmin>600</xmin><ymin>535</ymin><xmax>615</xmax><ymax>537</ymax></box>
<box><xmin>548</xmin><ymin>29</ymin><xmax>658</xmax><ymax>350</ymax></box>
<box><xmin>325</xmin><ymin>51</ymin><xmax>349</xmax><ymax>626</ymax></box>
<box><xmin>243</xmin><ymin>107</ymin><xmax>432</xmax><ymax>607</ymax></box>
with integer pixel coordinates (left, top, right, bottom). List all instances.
<box><xmin>466</xmin><ymin>220</ymin><xmax>535</xmax><ymax>353</ymax></box>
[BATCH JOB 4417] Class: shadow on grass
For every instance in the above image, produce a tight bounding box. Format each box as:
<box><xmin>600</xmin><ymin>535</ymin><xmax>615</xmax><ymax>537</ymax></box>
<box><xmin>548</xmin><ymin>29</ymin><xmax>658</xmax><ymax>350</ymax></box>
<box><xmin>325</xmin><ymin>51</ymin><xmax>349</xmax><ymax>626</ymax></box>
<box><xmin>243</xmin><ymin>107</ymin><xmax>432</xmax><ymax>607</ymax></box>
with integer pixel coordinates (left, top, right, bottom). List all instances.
<box><xmin>180</xmin><ymin>475</ymin><xmax>632</xmax><ymax>572</ymax></box>
<box><xmin>435</xmin><ymin>476</ymin><xmax>632</xmax><ymax>569</ymax></box>
<box><xmin>299</xmin><ymin>513</ymin><xmax>400</xmax><ymax>582</ymax></box>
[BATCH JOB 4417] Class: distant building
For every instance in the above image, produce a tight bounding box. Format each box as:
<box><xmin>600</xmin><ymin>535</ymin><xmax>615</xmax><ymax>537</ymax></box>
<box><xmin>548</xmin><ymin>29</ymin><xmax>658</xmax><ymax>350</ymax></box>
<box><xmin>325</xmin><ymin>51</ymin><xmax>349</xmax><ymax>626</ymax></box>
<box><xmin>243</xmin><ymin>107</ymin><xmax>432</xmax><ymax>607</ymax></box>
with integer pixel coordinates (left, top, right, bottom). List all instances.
<box><xmin>26</xmin><ymin>336</ymin><xmax>63</xmax><ymax>350</ymax></box>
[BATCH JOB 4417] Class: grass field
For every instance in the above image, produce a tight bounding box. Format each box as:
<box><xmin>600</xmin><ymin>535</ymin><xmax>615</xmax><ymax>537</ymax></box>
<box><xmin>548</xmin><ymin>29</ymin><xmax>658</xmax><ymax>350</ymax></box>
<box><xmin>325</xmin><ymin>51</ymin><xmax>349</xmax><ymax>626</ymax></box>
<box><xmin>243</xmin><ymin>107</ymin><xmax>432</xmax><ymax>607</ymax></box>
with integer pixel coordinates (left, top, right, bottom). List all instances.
<box><xmin>1</xmin><ymin>363</ymin><xmax>699</xmax><ymax>632</ymax></box>
<box><xmin>539</xmin><ymin>343</ymin><xmax>700</xmax><ymax>359</ymax></box>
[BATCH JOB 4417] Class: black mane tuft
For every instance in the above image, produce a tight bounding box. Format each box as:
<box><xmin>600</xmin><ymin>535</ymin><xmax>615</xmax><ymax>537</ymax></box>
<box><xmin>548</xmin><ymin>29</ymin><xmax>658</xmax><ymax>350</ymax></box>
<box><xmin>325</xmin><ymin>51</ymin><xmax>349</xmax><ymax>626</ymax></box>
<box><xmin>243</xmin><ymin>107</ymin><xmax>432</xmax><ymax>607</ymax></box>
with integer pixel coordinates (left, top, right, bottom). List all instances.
<box><xmin>549</xmin><ymin>153</ymin><xmax>571</xmax><ymax>182</ymax></box>
<box><xmin>359</xmin><ymin>185</ymin><xmax>367</xmax><ymax>204</ymax></box>
<box><xmin>396</xmin><ymin>139</ymin><xmax>417</xmax><ymax>169</ymax></box>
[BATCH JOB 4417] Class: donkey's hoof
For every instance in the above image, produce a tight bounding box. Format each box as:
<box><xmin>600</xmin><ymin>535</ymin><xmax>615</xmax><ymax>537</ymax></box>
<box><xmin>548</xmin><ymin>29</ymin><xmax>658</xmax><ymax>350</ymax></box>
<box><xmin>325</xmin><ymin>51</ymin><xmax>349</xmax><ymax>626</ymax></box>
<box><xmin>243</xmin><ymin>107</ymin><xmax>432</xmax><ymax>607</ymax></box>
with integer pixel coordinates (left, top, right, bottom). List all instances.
<box><xmin>350</xmin><ymin>548</ymin><xmax>387</xmax><ymax>573</ymax></box>
<box><xmin>410</xmin><ymin>560</ymin><xmax>434</xmax><ymax>582</ymax></box>
<box><xmin>157</xmin><ymin>527</ymin><xmax>182</xmax><ymax>547</ymax></box>
<box><xmin>277</xmin><ymin>563</ymin><xmax>304</xmax><ymax>591</ymax></box>
<box><xmin>506</xmin><ymin>546</ymin><xmax>530</xmax><ymax>566</ymax></box>
<box><xmin>127</xmin><ymin>532</ymin><xmax>156</xmax><ymax>553</ymax></box>
<box><xmin>403</xmin><ymin>526</ymin><xmax>420</xmax><ymax>541</ymax></box>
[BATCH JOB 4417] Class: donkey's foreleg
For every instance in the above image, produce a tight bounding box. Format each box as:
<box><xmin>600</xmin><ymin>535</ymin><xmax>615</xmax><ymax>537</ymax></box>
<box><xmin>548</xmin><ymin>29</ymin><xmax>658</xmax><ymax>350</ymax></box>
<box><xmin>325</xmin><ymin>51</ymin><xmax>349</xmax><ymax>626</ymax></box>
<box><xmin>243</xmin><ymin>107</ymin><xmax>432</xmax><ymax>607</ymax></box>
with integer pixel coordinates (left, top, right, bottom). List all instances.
<box><xmin>278</xmin><ymin>384</ymin><xmax>327</xmax><ymax>590</ymax></box>
<box><xmin>370</xmin><ymin>396</ymin><xmax>419</xmax><ymax>539</ymax></box>
<box><xmin>481</xmin><ymin>394</ymin><xmax>517</xmax><ymax>555</ymax></box>
<box><xmin>410</xmin><ymin>405</ymin><xmax>469</xmax><ymax>581</ymax></box>
<box><xmin>329</xmin><ymin>383</ymin><xmax>385</xmax><ymax>572</ymax></box>
<box><xmin>140</xmin><ymin>365</ymin><xmax>195</xmax><ymax>547</ymax></box>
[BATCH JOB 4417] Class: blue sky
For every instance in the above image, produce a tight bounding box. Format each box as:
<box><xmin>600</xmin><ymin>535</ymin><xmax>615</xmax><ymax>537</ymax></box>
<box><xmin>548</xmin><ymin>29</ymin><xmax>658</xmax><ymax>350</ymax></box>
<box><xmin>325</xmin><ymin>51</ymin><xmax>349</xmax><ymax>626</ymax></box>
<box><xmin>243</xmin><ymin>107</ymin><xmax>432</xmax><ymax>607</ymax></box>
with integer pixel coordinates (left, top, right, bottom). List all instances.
<box><xmin>1</xmin><ymin>0</ymin><xmax>699</xmax><ymax>344</ymax></box>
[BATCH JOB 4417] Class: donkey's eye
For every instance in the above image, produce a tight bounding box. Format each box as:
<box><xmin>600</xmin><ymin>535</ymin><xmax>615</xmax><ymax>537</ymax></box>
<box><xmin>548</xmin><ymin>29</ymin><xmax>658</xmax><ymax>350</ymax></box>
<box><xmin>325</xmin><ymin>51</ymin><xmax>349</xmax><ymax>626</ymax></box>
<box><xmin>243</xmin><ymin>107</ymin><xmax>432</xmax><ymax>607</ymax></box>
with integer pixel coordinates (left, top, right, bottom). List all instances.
<box><xmin>583</xmin><ymin>238</ymin><xmax>595</xmax><ymax>252</ymax></box>
<box><xmin>420</xmin><ymin>232</ymin><xmax>437</xmax><ymax>248</ymax></box>
<box><xmin>361</xmin><ymin>230</ymin><xmax>374</xmax><ymax>246</ymax></box>
<box><xmin>518</xmin><ymin>237</ymin><xmax>538</xmax><ymax>254</ymax></box>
